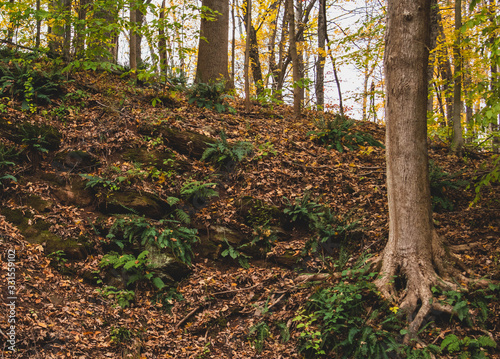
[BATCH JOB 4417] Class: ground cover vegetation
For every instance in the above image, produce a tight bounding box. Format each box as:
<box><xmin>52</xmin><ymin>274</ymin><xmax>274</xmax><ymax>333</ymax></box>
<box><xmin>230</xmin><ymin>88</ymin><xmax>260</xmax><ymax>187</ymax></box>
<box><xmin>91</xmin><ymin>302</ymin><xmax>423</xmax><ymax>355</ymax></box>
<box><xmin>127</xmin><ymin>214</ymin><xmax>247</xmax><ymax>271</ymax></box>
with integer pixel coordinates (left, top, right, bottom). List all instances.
<box><xmin>0</xmin><ymin>49</ymin><xmax>498</xmax><ymax>358</ymax></box>
<box><xmin>0</xmin><ymin>0</ymin><xmax>499</xmax><ymax>357</ymax></box>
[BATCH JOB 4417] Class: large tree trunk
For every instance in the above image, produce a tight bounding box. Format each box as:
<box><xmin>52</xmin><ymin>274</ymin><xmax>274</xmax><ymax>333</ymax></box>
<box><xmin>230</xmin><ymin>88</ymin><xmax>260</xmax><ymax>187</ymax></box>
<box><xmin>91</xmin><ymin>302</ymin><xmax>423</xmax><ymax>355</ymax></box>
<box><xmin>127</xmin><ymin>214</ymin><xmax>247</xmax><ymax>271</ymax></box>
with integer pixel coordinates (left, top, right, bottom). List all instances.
<box><xmin>375</xmin><ymin>0</ymin><xmax>466</xmax><ymax>340</ymax></box>
<box><xmin>195</xmin><ymin>0</ymin><xmax>230</xmax><ymax>84</ymax></box>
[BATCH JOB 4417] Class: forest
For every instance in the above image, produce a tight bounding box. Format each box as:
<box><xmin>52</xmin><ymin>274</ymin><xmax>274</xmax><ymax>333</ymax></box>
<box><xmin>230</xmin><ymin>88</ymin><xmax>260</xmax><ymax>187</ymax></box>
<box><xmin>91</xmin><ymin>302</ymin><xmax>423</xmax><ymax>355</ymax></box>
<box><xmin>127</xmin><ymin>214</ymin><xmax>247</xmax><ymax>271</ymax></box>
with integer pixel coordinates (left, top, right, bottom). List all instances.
<box><xmin>0</xmin><ymin>0</ymin><xmax>499</xmax><ymax>357</ymax></box>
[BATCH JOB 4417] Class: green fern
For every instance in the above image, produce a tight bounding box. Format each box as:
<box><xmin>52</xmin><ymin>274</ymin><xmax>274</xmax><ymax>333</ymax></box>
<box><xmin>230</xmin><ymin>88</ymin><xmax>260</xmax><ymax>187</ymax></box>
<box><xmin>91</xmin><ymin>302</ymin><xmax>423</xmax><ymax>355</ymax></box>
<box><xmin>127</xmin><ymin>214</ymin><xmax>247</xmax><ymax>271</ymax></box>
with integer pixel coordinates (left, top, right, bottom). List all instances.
<box><xmin>201</xmin><ymin>131</ymin><xmax>253</xmax><ymax>167</ymax></box>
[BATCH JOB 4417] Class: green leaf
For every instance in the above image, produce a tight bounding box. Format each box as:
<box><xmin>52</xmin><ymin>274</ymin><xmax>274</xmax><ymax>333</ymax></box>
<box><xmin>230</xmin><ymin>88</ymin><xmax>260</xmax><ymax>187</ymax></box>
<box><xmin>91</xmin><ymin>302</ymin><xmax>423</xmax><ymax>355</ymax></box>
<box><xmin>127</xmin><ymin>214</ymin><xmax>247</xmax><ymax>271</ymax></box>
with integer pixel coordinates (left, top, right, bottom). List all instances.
<box><xmin>152</xmin><ymin>277</ymin><xmax>166</xmax><ymax>290</ymax></box>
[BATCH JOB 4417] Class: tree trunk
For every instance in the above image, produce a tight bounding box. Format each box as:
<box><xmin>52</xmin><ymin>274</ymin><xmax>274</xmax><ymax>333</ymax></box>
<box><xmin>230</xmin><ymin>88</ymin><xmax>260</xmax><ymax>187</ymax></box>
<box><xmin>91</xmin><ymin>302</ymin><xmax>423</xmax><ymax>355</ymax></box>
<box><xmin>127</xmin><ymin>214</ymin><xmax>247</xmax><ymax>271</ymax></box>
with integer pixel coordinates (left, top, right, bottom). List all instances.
<box><xmin>451</xmin><ymin>0</ymin><xmax>464</xmax><ymax>154</ymax></box>
<box><xmin>288</xmin><ymin>0</ymin><xmax>301</xmax><ymax>119</ymax></box>
<box><xmin>436</xmin><ymin>5</ymin><xmax>453</xmax><ymax>128</ymax></box>
<box><xmin>74</xmin><ymin>0</ymin><xmax>89</xmax><ymax>57</ymax></box>
<box><xmin>195</xmin><ymin>0</ymin><xmax>230</xmax><ymax>84</ymax></box>
<box><xmin>158</xmin><ymin>0</ymin><xmax>167</xmax><ymax>74</ymax></box>
<box><xmin>375</xmin><ymin>0</ymin><xmax>465</xmax><ymax>340</ymax></box>
<box><xmin>244</xmin><ymin>0</ymin><xmax>251</xmax><ymax>111</ymax></box>
<box><xmin>315</xmin><ymin>0</ymin><xmax>326</xmax><ymax>110</ymax></box>
<box><xmin>427</xmin><ymin>0</ymin><xmax>439</xmax><ymax>115</ymax></box>
<box><xmin>130</xmin><ymin>2</ymin><xmax>138</xmax><ymax>75</ymax></box>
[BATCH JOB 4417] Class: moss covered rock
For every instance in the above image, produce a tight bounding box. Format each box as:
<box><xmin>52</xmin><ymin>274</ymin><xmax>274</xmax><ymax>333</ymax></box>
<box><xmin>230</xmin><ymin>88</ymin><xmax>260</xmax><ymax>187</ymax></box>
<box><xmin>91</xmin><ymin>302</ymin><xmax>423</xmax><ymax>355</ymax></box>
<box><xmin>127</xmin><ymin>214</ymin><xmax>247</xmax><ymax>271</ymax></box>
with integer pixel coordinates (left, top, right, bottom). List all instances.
<box><xmin>99</xmin><ymin>191</ymin><xmax>171</xmax><ymax>219</ymax></box>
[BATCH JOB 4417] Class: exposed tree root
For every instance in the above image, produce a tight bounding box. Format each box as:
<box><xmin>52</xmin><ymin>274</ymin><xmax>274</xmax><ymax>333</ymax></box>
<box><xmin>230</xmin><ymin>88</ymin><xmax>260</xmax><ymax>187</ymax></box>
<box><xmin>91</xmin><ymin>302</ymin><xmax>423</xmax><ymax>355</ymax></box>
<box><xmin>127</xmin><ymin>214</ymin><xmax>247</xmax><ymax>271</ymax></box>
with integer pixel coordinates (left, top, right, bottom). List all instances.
<box><xmin>373</xmin><ymin>230</ymin><xmax>484</xmax><ymax>343</ymax></box>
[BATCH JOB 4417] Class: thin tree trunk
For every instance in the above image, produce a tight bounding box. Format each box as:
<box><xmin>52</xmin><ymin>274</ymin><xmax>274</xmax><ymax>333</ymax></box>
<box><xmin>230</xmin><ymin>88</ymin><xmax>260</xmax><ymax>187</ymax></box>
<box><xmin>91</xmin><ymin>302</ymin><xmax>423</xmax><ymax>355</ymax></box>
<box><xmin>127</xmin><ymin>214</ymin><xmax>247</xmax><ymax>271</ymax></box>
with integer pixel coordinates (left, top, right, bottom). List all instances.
<box><xmin>244</xmin><ymin>0</ymin><xmax>251</xmax><ymax>111</ymax></box>
<box><xmin>451</xmin><ymin>0</ymin><xmax>464</xmax><ymax>154</ymax></box>
<box><xmin>315</xmin><ymin>0</ymin><xmax>326</xmax><ymax>110</ymax></box>
<box><xmin>231</xmin><ymin>0</ymin><xmax>236</xmax><ymax>86</ymax></box>
<box><xmin>158</xmin><ymin>0</ymin><xmax>167</xmax><ymax>74</ymax></box>
<box><xmin>288</xmin><ymin>0</ymin><xmax>300</xmax><ymax>118</ymax></box>
<box><xmin>130</xmin><ymin>1</ymin><xmax>138</xmax><ymax>76</ymax></box>
<box><xmin>436</xmin><ymin>4</ymin><xmax>453</xmax><ymax>128</ymax></box>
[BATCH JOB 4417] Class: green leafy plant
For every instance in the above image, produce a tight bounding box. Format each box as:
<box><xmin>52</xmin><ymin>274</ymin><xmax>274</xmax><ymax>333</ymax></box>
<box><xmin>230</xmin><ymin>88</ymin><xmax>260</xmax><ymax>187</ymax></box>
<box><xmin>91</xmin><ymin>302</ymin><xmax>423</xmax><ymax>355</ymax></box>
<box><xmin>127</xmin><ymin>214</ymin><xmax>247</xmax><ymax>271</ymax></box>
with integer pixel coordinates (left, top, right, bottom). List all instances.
<box><xmin>295</xmin><ymin>260</ymin><xmax>405</xmax><ymax>358</ymax></box>
<box><xmin>308</xmin><ymin>114</ymin><xmax>384</xmax><ymax>152</ymax></box>
<box><xmin>0</xmin><ymin>60</ymin><xmax>64</xmax><ymax>110</ymax></box>
<box><xmin>221</xmin><ymin>238</ymin><xmax>251</xmax><ymax>269</ymax></box>
<box><xmin>429</xmin><ymin>160</ymin><xmax>468</xmax><ymax>211</ymax></box>
<box><xmin>80</xmin><ymin>174</ymin><xmax>123</xmax><ymax>192</ymax></box>
<box><xmin>17</xmin><ymin>123</ymin><xmax>54</xmax><ymax>154</ymax></box>
<box><xmin>248</xmin><ymin>321</ymin><xmax>270</xmax><ymax>353</ymax></box>
<box><xmin>283</xmin><ymin>191</ymin><xmax>323</xmax><ymax>226</ymax></box>
<box><xmin>201</xmin><ymin>131</ymin><xmax>253</xmax><ymax>168</ymax></box>
<box><xmin>470</xmin><ymin>154</ymin><xmax>500</xmax><ymax>206</ymax></box>
<box><xmin>253</xmin><ymin>79</ymin><xmax>283</xmax><ymax>109</ymax></box>
<box><xmin>188</xmin><ymin>81</ymin><xmax>235</xmax><ymax>113</ymax></box>
<box><xmin>306</xmin><ymin>208</ymin><xmax>360</xmax><ymax>254</ymax></box>
<box><xmin>254</xmin><ymin>142</ymin><xmax>277</xmax><ymax>161</ymax></box>
<box><xmin>0</xmin><ymin>144</ymin><xmax>17</xmax><ymax>184</ymax></box>
<box><xmin>97</xmin><ymin>286</ymin><xmax>136</xmax><ymax>309</ymax></box>
<box><xmin>47</xmin><ymin>250</ymin><xmax>67</xmax><ymax>268</ymax></box>
<box><xmin>106</xmin><ymin>215</ymin><xmax>198</xmax><ymax>265</ymax></box>
<box><xmin>110</xmin><ymin>325</ymin><xmax>133</xmax><ymax>343</ymax></box>
<box><xmin>440</xmin><ymin>334</ymin><xmax>496</xmax><ymax>359</ymax></box>
<box><xmin>100</xmin><ymin>251</ymin><xmax>154</xmax><ymax>288</ymax></box>
<box><xmin>180</xmin><ymin>180</ymin><xmax>219</xmax><ymax>207</ymax></box>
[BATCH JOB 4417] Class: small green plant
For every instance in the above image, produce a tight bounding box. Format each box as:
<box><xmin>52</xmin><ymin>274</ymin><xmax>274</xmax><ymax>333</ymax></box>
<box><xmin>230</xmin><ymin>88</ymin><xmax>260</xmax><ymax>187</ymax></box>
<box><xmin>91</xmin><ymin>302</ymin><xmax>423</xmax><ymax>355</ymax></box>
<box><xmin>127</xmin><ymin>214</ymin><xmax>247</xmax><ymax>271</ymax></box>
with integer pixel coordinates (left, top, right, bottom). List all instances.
<box><xmin>0</xmin><ymin>60</ymin><xmax>64</xmax><ymax>110</ymax></box>
<box><xmin>180</xmin><ymin>180</ymin><xmax>219</xmax><ymax>207</ymax></box>
<box><xmin>307</xmin><ymin>208</ymin><xmax>360</xmax><ymax>254</ymax></box>
<box><xmin>47</xmin><ymin>250</ymin><xmax>67</xmax><ymax>268</ymax></box>
<box><xmin>106</xmin><ymin>215</ymin><xmax>198</xmax><ymax>265</ymax></box>
<box><xmin>248</xmin><ymin>321</ymin><xmax>270</xmax><ymax>353</ymax></box>
<box><xmin>295</xmin><ymin>259</ymin><xmax>405</xmax><ymax>358</ymax></box>
<box><xmin>429</xmin><ymin>160</ymin><xmax>468</xmax><ymax>211</ymax></box>
<box><xmin>17</xmin><ymin>123</ymin><xmax>54</xmax><ymax>154</ymax></box>
<box><xmin>221</xmin><ymin>238</ymin><xmax>251</xmax><ymax>269</ymax></box>
<box><xmin>254</xmin><ymin>142</ymin><xmax>277</xmax><ymax>161</ymax></box>
<box><xmin>253</xmin><ymin>80</ymin><xmax>283</xmax><ymax>109</ymax></box>
<box><xmin>80</xmin><ymin>174</ymin><xmax>123</xmax><ymax>192</ymax></box>
<box><xmin>202</xmin><ymin>131</ymin><xmax>253</xmax><ymax>168</ymax></box>
<box><xmin>440</xmin><ymin>334</ymin><xmax>496</xmax><ymax>358</ymax></box>
<box><xmin>188</xmin><ymin>81</ymin><xmax>235</xmax><ymax>113</ymax></box>
<box><xmin>308</xmin><ymin>114</ymin><xmax>384</xmax><ymax>152</ymax></box>
<box><xmin>100</xmin><ymin>251</ymin><xmax>155</xmax><ymax>288</ymax></box>
<box><xmin>0</xmin><ymin>144</ymin><xmax>17</xmax><ymax>184</ymax></box>
<box><xmin>110</xmin><ymin>325</ymin><xmax>133</xmax><ymax>343</ymax></box>
<box><xmin>283</xmin><ymin>191</ymin><xmax>323</xmax><ymax>226</ymax></box>
<box><xmin>470</xmin><ymin>154</ymin><xmax>500</xmax><ymax>206</ymax></box>
<box><xmin>98</xmin><ymin>286</ymin><xmax>136</xmax><ymax>308</ymax></box>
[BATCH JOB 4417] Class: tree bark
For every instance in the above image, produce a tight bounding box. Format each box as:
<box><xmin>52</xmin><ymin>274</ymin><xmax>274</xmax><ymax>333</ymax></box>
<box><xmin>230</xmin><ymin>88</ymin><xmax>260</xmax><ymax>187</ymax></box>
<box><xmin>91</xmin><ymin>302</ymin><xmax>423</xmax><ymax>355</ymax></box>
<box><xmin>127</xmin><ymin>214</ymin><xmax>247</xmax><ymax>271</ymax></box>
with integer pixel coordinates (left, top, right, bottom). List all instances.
<box><xmin>195</xmin><ymin>0</ymin><xmax>230</xmax><ymax>84</ymax></box>
<box><xmin>451</xmin><ymin>0</ymin><xmax>464</xmax><ymax>154</ymax></box>
<box><xmin>375</xmin><ymin>0</ymin><xmax>465</xmax><ymax>340</ymax></box>
<box><xmin>288</xmin><ymin>0</ymin><xmax>301</xmax><ymax>119</ymax></box>
<box><xmin>130</xmin><ymin>2</ymin><xmax>138</xmax><ymax>75</ymax></box>
<box><xmin>315</xmin><ymin>0</ymin><xmax>326</xmax><ymax>110</ymax></box>
<box><xmin>244</xmin><ymin>0</ymin><xmax>251</xmax><ymax>111</ymax></box>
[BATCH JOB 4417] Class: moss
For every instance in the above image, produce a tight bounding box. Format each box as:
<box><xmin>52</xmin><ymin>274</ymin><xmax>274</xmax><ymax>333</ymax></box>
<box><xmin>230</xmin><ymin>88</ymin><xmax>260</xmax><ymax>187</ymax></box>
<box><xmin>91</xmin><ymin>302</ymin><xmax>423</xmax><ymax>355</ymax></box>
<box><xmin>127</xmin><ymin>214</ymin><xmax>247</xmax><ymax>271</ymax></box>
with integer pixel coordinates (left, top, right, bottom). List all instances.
<box><xmin>25</xmin><ymin>195</ymin><xmax>53</xmax><ymax>212</ymax></box>
<box><xmin>236</xmin><ymin>196</ymin><xmax>282</xmax><ymax>227</ymax></box>
<box><xmin>100</xmin><ymin>191</ymin><xmax>171</xmax><ymax>219</ymax></box>
<box><xmin>0</xmin><ymin>207</ymin><xmax>87</xmax><ymax>259</ymax></box>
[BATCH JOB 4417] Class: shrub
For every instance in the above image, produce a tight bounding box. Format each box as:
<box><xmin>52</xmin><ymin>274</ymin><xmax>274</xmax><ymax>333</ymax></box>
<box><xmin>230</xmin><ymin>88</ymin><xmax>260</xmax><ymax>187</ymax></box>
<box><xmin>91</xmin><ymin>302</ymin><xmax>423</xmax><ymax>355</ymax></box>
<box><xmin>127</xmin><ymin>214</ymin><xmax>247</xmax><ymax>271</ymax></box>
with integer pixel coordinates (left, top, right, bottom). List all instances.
<box><xmin>201</xmin><ymin>131</ymin><xmax>253</xmax><ymax>168</ymax></box>
<box><xmin>283</xmin><ymin>191</ymin><xmax>323</xmax><ymax>226</ymax></box>
<box><xmin>106</xmin><ymin>215</ymin><xmax>198</xmax><ymax>266</ymax></box>
<box><xmin>187</xmin><ymin>81</ymin><xmax>235</xmax><ymax>113</ymax></box>
<box><xmin>0</xmin><ymin>60</ymin><xmax>64</xmax><ymax>110</ymax></box>
<box><xmin>308</xmin><ymin>115</ymin><xmax>384</xmax><ymax>152</ymax></box>
<box><xmin>180</xmin><ymin>180</ymin><xmax>218</xmax><ymax>208</ymax></box>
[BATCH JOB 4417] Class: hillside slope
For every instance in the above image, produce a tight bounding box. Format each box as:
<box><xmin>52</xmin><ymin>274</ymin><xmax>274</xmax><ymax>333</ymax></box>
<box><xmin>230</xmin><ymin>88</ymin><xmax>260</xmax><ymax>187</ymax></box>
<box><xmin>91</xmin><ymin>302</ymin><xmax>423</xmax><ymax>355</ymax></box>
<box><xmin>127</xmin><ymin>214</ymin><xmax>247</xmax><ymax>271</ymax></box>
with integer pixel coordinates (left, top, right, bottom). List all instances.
<box><xmin>0</xmin><ymin>69</ymin><xmax>499</xmax><ymax>358</ymax></box>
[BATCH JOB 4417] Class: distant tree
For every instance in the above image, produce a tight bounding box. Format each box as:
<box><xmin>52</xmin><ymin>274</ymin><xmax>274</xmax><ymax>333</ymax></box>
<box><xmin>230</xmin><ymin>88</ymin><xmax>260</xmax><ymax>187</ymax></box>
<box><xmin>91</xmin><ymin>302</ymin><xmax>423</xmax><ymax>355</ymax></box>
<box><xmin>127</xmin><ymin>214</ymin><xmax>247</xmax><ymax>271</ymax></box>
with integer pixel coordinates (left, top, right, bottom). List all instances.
<box><xmin>375</xmin><ymin>0</ymin><xmax>470</xmax><ymax>340</ymax></box>
<box><xmin>288</xmin><ymin>0</ymin><xmax>301</xmax><ymax>118</ymax></box>
<box><xmin>451</xmin><ymin>0</ymin><xmax>464</xmax><ymax>154</ymax></box>
<box><xmin>195</xmin><ymin>0</ymin><xmax>230</xmax><ymax>84</ymax></box>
